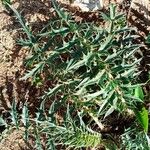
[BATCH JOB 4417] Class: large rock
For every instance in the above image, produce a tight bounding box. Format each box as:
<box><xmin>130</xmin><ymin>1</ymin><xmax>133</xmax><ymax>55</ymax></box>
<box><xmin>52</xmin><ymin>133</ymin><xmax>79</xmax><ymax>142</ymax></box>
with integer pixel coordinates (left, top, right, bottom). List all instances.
<box><xmin>72</xmin><ymin>0</ymin><xmax>103</xmax><ymax>11</ymax></box>
<box><xmin>58</xmin><ymin>0</ymin><xmax>124</xmax><ymax>12</ymax></box>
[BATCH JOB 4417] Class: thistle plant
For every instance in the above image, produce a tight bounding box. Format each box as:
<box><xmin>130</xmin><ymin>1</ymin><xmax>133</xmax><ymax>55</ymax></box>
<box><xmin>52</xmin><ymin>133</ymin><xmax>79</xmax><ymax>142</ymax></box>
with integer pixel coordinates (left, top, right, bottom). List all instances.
<box><xmin>3</xmin><ymin>0</ymin><xmax>149</xmax><ymax>149</ymax></box>
<box><xmin>34</xmin><ymin>2</ymin><xmax>142</xmax><ymax>117</ymax></box>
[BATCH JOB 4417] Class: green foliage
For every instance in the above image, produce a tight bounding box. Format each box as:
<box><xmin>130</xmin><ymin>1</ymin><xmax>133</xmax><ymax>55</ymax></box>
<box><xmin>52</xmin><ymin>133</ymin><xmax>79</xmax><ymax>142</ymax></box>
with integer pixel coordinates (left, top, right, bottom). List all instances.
<box><xmin>122</xmin><ymin>128</ymin><xmax>150</xmax><ymax>150</ymax></box>
<box><xmin>22</xmin><ymin>103</ymin><xmax>30</xmax><ymax>140</ymax></box>
<box><xmin>134</xmin><ymin>86</ymin><xmax>144</xmax><ymax>101</ymax></box>
<box><xmin>134</xmin><ymin>106</ymin><xmax>149</xmax><ymax>133</ymax></box>
<box><xmin>18</xmin><ymin>2</ymin><xmax>141</xmax><ymax>114</ymax></box>
<box><xmin>1</xmin><ymin>0</ymin><xmax>11</xmax><ymax>8</ymax></box>
<box><xmin>10</xmin><ymin>100</ymin><xmax>19</xmax><ymax>129</ymax></box>
<box><xmin>34</xmin><ymin>104</ymin><xmax>102</xmax><ymax>149</ymax></box>
<box><xmin>146</xmin><ymin>33</ymin><xmax>150</xmax><ymax>44</ymax></box>
<box><xmin>7</xmin><ymin>3</ymin><xmax>35</xmax><ymax>42</ymax></box>
<box><xmin>4</xmin><ymin>1</ymin><xmax>149</xmax><ymax>149</ymax></box>
<box><xmin>134</xmin><ymin>86</ymin><xmax>149</xmax><ymax>133</ymax></box>
<box><xmin>34</xmin><ymin>127</ymin><xmax>43</xmax><ymax>150</ymax></box>
<box><xmin>0</xmin><ymin>116</ymin><xmax>7</xmax><ymax>127</ymax></box>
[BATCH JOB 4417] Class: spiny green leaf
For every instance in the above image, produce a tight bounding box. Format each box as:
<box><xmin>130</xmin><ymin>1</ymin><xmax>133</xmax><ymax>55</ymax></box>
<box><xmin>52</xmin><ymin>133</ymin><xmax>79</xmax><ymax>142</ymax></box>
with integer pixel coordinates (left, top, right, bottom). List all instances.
<box><xmin>104</xmin><ymin>106</ymin><xmax>115</xmax><ymax>118</ymax></box>
<box><xmin>83</xmin><ymin>89</ymin><xmax>104</xmax><ymax>100</ymax></box>
<box><xmin>98</xmin><ymin>90</ymin><xmax>115</xmax><ymax>115</ymax></box>
<box><xmin>52</xmin><ymin>0</ymin><xmax>68</xmax><ymax>21</ymax></box>
<box><xmin>98</xmin><ymin>35</ymin><xmax>114</xmax><ymax>51</ymax></box>
<box><xmin>38</xmin><ymin>27</ymin><xmax>69</xmax><ymax>37</ymax></box>
<box><xmin>2</xmin><ymin>0</ymin><xmax>11</xmax><ymax>10</ymax></box>
<box><xmin>7</xmin><ymin>3</ymin><xmax>34</xmax><ymax>42</ymax></box>
<box><xmin>22</xmin><ymin>104</ymin><xmax>29</xmax><ymax>126</ymax></box>
<box><xmin>110</xmin><ymin>4</ymin><xmax>116</xmax><ymax>20</ymax></box>
<box><xmin>0</xmin><ymin>116</ymin><xmax>7</xmax><ymax>127</ymax></box>
<box><xmin>34</xmin><ymin>128</ymin><xmax>43</xmax><ymax>150</ymax></box>
<box><xmin>114</xmin><ymin>13</ymin><xmax>124</xmax><ymax>20</ymax></box>
<box><xmin>101</xmin><ymin>12</ymin><xmax>111</xmax><ymax>21</ymax></box>
<box><xmin>22</xmin><ymin>103</ymin><xmax>29</xmax><ymax>140</ymax></box>
<box><xmin>20</xmin><ymin>62</ymin><xmax>45</xmax><ymax>80</ymax></box>
<box><xmin>10</xmin><ymin>100</ymin><xmax>19</xmax><ymax>129</ymax></box>
<box><xmin>67</xmin><ymin>131</ymin><xmax>101</xmax><ymax>148</ymax></box>
<box><xmin>48</xmin><ymin>101</ymin><xmax>56</xmax><ymax>123</ymax></box>
<box><xmin>44</xmin><ymin>84</ymin><xmax>62</xmax><ymax>98</ymax></box>
<box><xmin>47</xmin><ymin>138</ymin><xmax>56</xmax><ymax>150</ymax></box>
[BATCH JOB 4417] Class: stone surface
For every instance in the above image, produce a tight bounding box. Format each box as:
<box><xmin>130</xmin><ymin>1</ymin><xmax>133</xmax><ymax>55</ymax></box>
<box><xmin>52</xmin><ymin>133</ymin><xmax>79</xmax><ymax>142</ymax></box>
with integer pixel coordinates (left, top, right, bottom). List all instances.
<box><xmin>72</xmin><ymin>0</ymin><xmax>103</xmax><ymax>11</ymax></box>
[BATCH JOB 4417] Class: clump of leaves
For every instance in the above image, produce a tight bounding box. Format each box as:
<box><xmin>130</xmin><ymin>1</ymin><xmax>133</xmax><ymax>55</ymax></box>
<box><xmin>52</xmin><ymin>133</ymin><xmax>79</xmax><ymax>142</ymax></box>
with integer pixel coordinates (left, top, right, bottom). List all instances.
<box><xmin>121</xmin><ymin>127</ymin><xmax>150</xmax><ymax>150</ymax></box>
<box><xmin>4</xmin><ymin>0</ymin><xmax>150</xmax><ymax>149</ymax></box>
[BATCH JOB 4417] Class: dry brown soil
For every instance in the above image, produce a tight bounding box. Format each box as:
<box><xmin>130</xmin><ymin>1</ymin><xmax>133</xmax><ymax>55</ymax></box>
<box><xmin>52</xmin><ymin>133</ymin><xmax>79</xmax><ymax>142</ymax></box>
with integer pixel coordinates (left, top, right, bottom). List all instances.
<box><xmin>0</xmin><ymin>0</ymin><xmax>150</xmax><ymax>149</ymax></box>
